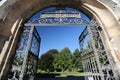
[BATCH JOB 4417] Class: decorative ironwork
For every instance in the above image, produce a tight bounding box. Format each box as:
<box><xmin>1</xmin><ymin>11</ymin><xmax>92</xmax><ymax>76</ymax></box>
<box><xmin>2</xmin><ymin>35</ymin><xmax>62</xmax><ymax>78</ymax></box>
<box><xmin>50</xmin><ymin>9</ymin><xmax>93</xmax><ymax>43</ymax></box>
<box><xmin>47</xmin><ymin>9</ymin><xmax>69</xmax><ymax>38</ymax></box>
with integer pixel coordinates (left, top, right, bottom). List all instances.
<box><xmin>79</xmin><ymin>25</ymin><xmax>118</xmax><ymax>80</ymax></box>
<box><xmin>8</xmin><ymin>7</ymin><xmax>118</xmax><ymax>80</ymax></box>
<box><xmin>41</xmin><ymin>9</ymin><xmax>81</xmax><ymax>18</ymax></box>
<box><xmin>8</xmin><ymin>26</ymin><xmax>41</xmax><ymax>80</ymax></box>
<box><xmin>88</xmin><ymin>26</ymin><xmax>117</xmax><ymax>80</ymax></box>
<box><xmin>34</xmin><ymin>18</ymin><xmax>88</xmax><ymax>24</ymax></box>
<box><xmin>26</xmin><ymin>51</ymin><xmax>38</xmax><ymax>75</ymax></box>
<box><xmin>25</xmin><ymin>8</ymin><xmax>95</xmax><ymax>26</ymax></box>
<box><xmin>30</xmin><ymin>28</ymin><xmax>40</xmax><ymax>56</ymax></box>
<box><xmin>79</xmin><ymin>27</ymin><xmax>101</xmax><ymax>80</ymax></box>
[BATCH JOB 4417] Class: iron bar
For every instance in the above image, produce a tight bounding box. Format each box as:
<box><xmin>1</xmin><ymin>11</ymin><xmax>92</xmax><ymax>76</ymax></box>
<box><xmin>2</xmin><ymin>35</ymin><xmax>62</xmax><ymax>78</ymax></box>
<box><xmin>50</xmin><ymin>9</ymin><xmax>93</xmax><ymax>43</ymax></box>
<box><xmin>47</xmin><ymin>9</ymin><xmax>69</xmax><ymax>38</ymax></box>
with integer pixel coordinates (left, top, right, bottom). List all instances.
<box><xmin>25</xmin><ymin>23</ymin><xmax>97</xmax><ymax>27</ymax></box>
<box><xmin>87</xmin><ymin>26</ymin><xmax>104</xmax><ymax>80</ymax></box>
<box><xmin>97</xmin><ymin>26</ymin><xmax>118</xmax><ymax>80</ymax></box>
<box><xmin>19</xmin><ymin>26</ymin><xmax>34</xmax><ymax>80</ymax></box>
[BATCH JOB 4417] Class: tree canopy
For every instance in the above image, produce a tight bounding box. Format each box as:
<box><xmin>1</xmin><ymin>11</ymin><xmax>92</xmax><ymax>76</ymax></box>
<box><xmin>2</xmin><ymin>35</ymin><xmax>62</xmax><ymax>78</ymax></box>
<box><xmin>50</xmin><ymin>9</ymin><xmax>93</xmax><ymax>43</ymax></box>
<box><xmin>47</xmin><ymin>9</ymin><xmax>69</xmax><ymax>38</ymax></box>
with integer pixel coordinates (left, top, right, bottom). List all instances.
<box><xmin>38</xmin><ymin>47</ymin><xmax>83</xmax><ymax>72</ymax></box>
<box><xmin>38</xmin><ymin>49</ymin><xmax>59</xmax><ymax>72</ymax></box>
<box><xmin>53</xmin><ymin>47</ymin><xmax>73</xmax><ymax>72</ymax></box>
<box><xmin>73</xmin><ymin>49</ymin><xmax>83</xmax><ymax>72</ymax></box>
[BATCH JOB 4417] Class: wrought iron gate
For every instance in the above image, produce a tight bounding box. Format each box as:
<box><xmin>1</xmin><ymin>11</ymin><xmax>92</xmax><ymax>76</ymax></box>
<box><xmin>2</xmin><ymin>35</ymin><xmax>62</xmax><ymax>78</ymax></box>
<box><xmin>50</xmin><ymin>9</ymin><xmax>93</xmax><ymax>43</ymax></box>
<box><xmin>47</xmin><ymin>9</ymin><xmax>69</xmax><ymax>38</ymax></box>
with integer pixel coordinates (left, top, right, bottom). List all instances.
<box><xmin>8</xmin><ymin>26</ymin><xmax>41</xmax><ymax>80</ymax></box>
<box><xmin>79</xmin><ymin>26</ymin><xmax>118</xmax><ymax>80</ymax></box>
<box><xmin>8</xmin><ymin>7</ymin><xmax>118</xmax><ymax>80</ymax></box>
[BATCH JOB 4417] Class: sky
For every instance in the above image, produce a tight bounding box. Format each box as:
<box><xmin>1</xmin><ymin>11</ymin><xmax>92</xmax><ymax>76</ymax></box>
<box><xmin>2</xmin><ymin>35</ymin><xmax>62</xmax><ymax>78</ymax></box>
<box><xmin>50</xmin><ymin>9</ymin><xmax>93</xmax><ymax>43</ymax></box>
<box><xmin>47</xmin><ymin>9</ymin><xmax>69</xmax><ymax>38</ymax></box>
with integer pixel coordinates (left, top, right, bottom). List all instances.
<box><xmin>29</xmin><ymin>7</ymin><xmax>90</xmax><ymax>56</ymax></box>
<box><xmin>36</xmin><ymin>26</ymin><xmax>85</xmax><ymax>56</ymax></box>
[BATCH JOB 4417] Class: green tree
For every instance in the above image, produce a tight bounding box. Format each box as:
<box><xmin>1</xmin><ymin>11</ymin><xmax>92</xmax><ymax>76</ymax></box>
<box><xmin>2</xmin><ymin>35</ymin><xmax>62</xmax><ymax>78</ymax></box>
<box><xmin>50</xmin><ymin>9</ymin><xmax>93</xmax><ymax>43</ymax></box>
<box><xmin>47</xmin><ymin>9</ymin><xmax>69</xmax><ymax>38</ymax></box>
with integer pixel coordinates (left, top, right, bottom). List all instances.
<box><xmin>53</xmin><ymin>47</ymin><xmax>73</xmax><ymax>72</ymax></box>
<box><xmin>73</xmin><ymin>49</ymin><xmax>83</xmax><ymax>72</ymax></box>
<box><xmin>38</xmin><ymin>49</ymin><xmax>59</xmax><ymax>72</ymax></box>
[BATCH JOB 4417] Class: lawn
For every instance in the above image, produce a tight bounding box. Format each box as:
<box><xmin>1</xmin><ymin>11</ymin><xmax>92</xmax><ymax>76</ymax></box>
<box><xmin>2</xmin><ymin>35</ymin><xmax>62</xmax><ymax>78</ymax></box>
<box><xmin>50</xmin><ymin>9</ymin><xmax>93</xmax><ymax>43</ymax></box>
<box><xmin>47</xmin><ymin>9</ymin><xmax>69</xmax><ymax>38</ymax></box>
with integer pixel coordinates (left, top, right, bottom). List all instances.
<box><xmin>37</xmin><ymin>70</ymin><xmax>84</xmax><ymax>78</ymax></box>
<box><xmin>57</xmin><ymin>71</ymin><xmax>84</xmax><ymax>77</ymax></box>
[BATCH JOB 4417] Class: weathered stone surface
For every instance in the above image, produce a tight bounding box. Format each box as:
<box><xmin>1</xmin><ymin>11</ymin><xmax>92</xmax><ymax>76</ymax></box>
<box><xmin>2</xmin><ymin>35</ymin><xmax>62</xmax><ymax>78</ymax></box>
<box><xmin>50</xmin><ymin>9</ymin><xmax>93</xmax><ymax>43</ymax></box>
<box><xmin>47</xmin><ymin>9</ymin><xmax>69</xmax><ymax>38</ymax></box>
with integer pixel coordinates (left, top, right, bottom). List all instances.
<box><xmin>0</xmin><ymin>0</ymin><xmax>120</xmax><ymax>79</ymax></box>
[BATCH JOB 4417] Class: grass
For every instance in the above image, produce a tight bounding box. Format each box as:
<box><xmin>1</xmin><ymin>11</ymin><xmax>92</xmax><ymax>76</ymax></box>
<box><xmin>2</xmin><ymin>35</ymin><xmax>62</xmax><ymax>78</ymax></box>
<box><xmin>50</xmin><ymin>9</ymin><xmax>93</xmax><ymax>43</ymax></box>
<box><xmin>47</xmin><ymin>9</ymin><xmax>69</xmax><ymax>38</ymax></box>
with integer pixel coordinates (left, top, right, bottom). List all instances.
<box><xmin>56</xmin><ymin>71</ymin><xmax>84</xmax><ymax>77</ymax></box>
<box><xmin>37</xmin><ymin>69</ymin><xmax>84</xmax><ymax>78</ymax></box>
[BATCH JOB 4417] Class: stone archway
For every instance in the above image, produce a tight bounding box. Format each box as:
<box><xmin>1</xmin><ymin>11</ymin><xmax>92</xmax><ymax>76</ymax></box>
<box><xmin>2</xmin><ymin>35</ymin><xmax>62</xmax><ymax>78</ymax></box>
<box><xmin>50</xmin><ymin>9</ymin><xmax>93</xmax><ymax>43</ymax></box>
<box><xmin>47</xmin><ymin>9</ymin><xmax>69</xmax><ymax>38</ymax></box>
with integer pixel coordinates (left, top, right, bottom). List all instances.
<box><xmin>0</xmin><ymin>0</ymin><xmax>120</xmax><ymax>79</ymax></box>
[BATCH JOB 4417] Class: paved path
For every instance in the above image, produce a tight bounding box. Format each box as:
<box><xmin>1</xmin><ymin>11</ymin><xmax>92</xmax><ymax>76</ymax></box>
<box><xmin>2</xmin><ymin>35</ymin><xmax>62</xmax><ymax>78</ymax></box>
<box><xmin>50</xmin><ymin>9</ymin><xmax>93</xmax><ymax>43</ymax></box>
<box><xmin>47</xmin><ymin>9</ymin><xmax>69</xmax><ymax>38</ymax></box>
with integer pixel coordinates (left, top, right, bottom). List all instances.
<box><xmin>34</xmin><ymin>76</ymin><xmax>84</xmax><ymax>80</ymax></box>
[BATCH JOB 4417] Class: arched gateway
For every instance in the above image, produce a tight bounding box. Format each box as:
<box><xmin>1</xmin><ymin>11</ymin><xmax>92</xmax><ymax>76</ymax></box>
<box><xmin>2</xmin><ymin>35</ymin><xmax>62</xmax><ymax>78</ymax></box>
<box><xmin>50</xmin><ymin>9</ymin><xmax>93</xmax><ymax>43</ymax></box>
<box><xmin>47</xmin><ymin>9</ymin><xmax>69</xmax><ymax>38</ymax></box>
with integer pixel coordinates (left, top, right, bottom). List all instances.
<box><xmin>0</xmin><ymin>0</ymin><xmax>120</xmax><ymax>80</ymax></box>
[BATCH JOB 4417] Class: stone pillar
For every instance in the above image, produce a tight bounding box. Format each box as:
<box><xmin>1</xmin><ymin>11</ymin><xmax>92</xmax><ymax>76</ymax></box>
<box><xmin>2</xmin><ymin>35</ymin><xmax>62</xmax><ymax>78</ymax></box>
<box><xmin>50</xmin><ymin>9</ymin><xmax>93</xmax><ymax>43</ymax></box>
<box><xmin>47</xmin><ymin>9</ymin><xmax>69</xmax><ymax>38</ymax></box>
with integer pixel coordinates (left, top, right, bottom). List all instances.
<box><xmin>0</xmin><ymin>19</ymin><xmax>23</xmax><ymax>79</ymax></box>
<box><xmin>110</xmin><ymin>34</ymin><xmax>120</xmax><ymax>75</ymax></box>
<box><xmin>105</xmin><ymin>24</ymin><xmax>120</xmax><ymax>78</ymax></box>
<box><xmin>0</xmin><ymin>34</ymin><xmax>11</xmax><ymax>73</ymax></box>
<box><xmin>0</xmin><ymin>35</ymin><xmax>9</xmax><ymax>53</ymax></box>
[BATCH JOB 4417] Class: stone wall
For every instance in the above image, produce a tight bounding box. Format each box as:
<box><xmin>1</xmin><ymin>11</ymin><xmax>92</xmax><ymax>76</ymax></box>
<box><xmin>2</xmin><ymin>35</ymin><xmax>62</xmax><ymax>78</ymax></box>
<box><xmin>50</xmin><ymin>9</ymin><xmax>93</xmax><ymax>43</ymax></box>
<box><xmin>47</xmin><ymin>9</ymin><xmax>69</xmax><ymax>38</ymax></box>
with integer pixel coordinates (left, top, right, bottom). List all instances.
<box><xmin>99</xmin><ymin>0</ymin><xmax>120</xmax><ymax>20</ymax></box>
<box><xmin>0</xmin><ymin>0</ymin><xmax>120</xmax><ymax>79</ymax></box>
<box><xmin>0</xmin><ymin>0</ymin><xmax>19</xmax><ymax>20</ymax></box>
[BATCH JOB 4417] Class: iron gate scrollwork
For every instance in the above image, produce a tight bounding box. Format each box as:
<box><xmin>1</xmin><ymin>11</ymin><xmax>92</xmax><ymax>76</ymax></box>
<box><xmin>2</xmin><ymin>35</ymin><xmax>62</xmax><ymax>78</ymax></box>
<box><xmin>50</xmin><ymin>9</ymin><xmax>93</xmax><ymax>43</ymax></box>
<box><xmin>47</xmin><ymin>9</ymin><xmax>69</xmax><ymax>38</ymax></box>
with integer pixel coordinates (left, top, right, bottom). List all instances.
<box><xmin>25</xmin><ymin>7</ymin><xmax>94</xmax><ymax>27</ymax></box>
<box><xmin>8</xmin><ymin>7</ymin><xmax>118</xmax><ymax>80</ymax></box>
<box><xmin>8</xmin><ymin>26</ymin><xmax>41</xmax><ymax>80</ymax></box>
<box><xmin>79</xmin><ymin>26</ymin><xmax>118</xmax><ymax>80</ymax></box>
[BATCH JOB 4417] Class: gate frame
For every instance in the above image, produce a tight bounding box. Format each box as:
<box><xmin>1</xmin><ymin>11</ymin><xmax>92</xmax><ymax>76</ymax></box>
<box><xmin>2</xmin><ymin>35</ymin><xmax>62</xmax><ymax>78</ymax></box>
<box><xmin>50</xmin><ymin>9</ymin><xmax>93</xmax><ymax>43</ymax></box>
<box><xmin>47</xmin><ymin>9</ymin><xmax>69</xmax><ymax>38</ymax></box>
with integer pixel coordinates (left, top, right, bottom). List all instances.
<box><xmin>0</xmin><ymin>0</ymin><xmax>120</xmax><ymax>79</ymax></box>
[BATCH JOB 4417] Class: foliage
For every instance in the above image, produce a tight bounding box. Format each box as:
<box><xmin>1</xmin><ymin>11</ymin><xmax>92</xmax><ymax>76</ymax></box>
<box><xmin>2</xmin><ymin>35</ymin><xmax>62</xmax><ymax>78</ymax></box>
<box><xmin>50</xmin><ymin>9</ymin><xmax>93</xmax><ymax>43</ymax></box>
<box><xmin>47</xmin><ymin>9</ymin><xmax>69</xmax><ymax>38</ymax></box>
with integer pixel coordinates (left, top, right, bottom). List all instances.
<box><xmin>38</xmin><ymin>47</ymin><xmax>84</xmax><ymax>73</ymax></box>
<box><xmin>73</xmin><ymin>49</ymin><xmax>83</xmax><ymax>72</ymax></box>
<box><xmin>38</xmin><ymin>49</ymin><xmax>59</xmax><ymax>72</ymax></box>
<box><xmin>53</xmin><ymin>47</ymin><xmax>73</xmax><ymax>72</ymax></box>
